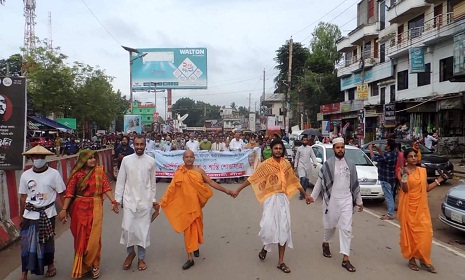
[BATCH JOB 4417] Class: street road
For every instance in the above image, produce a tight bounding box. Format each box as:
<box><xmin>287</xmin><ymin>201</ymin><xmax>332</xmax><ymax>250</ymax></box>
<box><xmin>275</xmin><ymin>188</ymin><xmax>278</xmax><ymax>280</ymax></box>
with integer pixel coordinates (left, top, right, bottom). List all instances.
<box><xmin>2</xmin><ymin>180</ymin><xmax>464</xmax><ymax>280</ymax></box>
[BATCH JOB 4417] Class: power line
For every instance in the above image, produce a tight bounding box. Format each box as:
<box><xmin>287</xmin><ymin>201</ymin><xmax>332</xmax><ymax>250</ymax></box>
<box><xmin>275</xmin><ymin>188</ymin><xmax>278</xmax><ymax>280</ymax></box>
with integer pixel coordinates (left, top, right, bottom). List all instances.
<box><xmin>80</xmin><ymin>0</ymin><xmax>122</xmax><ymax>46</ymax></box>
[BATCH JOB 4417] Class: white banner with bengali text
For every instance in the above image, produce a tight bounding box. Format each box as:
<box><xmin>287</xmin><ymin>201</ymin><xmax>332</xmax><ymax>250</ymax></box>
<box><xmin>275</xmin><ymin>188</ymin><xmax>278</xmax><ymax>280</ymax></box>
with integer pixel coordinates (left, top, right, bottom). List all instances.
<box><xmin>153</xmin><ymin>147</ymin><xmax>261</xmax><ymax>178</ymax></box>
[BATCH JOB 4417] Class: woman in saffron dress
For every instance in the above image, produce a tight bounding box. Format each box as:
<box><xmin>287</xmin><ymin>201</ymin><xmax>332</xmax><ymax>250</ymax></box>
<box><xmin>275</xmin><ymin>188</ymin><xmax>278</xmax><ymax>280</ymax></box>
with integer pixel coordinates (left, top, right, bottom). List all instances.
<box><xmin>398</xmin><ymin>148</ymin><xmax>445</xmax><ymax>273</ymax></box>
<box><xmin>59</xmin><ymin>149</ymin><xmax>119</xmax><ymax>279</ymax></box>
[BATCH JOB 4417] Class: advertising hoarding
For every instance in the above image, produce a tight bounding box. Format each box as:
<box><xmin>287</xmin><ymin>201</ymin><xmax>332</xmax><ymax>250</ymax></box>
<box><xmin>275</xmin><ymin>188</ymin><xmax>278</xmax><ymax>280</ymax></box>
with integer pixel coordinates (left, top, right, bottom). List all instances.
<box><xmin>56</xmin><ymin>118</ymin><xmax>76</xmax><ymax>130</ymax></box>
<box><xmin>0</xmin><ymin>77</ymin><xmax>26</xmax><ymax>170</ymax></box>
<box><xmin>131</xmin><ymin>48</ymin><xmax>207</xmax><ymax>90</ymax></box>
<box><xmin>124</xmin><ymin>114</ymin><xmax>142</xmax><ymax>134</ymax></box>
<box><xmin>409</xmin><ymin>47</ymin><xmax>425</xmax><ymax>73</ymax></box>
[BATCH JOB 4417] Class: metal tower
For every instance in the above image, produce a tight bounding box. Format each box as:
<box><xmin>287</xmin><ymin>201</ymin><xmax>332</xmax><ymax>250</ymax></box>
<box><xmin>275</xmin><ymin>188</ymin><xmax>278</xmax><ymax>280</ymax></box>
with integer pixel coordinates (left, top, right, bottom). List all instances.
<box><xmin>23</xmin><ymin>0</ymin><xmax>36</xmax><ymax>55</ymax></box>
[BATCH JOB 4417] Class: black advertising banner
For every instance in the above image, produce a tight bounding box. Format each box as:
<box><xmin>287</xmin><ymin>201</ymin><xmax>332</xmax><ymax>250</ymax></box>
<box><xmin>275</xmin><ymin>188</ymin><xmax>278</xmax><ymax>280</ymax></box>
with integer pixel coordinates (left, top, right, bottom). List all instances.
<box><xmin>384</xmin><ymin>103</ymin><xmax>396</xmax><ymax>127</ymax></box>
<box><xmin>0</xmin><ymin>77</ymin><xmax>26</xmax><ymax>170</ymax></box>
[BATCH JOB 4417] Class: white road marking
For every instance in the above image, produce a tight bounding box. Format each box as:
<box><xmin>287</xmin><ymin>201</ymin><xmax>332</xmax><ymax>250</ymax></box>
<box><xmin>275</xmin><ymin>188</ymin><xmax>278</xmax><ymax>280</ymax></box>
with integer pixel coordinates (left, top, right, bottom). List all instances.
<box><xmin>363</xmin><ymin>207</ymin><xmax>465</xmax><ymax>259</ymax></box>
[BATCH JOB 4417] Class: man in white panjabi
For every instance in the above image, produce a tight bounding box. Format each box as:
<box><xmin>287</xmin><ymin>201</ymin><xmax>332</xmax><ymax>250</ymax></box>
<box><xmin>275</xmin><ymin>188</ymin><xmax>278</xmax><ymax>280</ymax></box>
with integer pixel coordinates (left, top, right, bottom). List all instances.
<box><xmin>115</xmin><ymin>135</ymin><xmax>157</xmax><ymax>271</ymax></box>
<box><xmin>309</xmin><ymin>137</ymin><xmax>363</xmax><ymax>273</ymax></box>
<box><xmin>294</xmin><ymin>135</ymin><xmax>318</xmax><ymax>200</ymax></box>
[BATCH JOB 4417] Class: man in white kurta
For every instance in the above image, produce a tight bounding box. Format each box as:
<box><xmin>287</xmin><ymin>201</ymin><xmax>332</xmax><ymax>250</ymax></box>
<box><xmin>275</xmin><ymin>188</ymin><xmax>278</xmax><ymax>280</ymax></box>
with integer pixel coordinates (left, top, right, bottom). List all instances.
<box><xmin>309</xmin><ymin>137</ymin><xmax>363</xmax><ymax>273</ymax></box>
<box><xmin>115</xmin><ymin>136</ymin><xmax>157</xmax><ymax>271</ymax></box>
<box><xmin>294</xmin><ymin>135</ymin><xmax>318</xmax><ymax>199</ymax></box>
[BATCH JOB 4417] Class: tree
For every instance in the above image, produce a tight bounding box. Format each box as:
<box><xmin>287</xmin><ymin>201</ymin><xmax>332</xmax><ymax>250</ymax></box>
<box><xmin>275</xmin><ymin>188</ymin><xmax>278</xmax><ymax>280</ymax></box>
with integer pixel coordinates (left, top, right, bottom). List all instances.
<box><xmin>306</xmin><ymin>22</ymin><xmax>342</xmax><ymax>73</ymax></box>
<box><xmin>172</xmin><ymin>98</ymin><xmax>223</xmax><ymax>127</ymax></box>
<box><xmin>274</xmin><ymin>40</ymin><xmax>310</xmax><ymax>92</ymax></box>
<box><xmin>230</xmin><ymin>102</ymin><xmax>237</xmax><ymax>110</ymax></box>
<box><xmin>0</xmin><ymin>53</ymin><xmax>22</xmax><ymax>76</ymax></box>
<box><xmin>237</xmin><ymin>106</ymin><xmax>249</xmax><ymax>117</ymax></box>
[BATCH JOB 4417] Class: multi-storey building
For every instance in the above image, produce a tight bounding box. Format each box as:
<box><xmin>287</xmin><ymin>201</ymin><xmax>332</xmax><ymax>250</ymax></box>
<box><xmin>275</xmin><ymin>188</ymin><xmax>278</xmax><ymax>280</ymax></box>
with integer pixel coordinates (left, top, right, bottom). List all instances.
<box><xmin>329</xmin><ymin>0</ymin><xmax>465</xmax><ymax>142</ymax></box>
<box><xmin>128</xmin><ymin>101</ymin><xmax>155</xmax><ymax>132</ymax></box>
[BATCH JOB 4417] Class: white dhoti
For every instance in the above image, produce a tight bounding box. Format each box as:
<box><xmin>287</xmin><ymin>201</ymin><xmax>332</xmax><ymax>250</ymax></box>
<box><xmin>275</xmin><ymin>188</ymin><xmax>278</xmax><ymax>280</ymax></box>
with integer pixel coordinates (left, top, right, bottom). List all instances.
<box><xmin>120</xmin><ymin>207</ymin><xmax>151</xmax><ymax>248</ymax></box>
<box><xmin>259</xmin><ymin>193</ymin><xmax>293</xmax><ymax>252</ymax></box>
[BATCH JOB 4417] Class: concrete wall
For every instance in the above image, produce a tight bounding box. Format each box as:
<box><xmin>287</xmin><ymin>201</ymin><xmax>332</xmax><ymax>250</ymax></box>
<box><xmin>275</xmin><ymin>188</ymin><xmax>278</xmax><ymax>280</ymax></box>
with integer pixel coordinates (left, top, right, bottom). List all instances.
<box><xmin>0</xmin><ymin>149</ymin><xmax>113</xmax><ymax>250</ymax></box>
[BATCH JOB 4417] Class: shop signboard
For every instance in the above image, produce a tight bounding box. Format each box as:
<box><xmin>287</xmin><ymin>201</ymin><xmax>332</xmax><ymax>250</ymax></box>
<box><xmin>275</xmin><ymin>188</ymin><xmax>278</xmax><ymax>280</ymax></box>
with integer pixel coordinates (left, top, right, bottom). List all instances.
<box><xmin>409</xmin><ymin>47</ymin><xmax>425</xmax><ymax>73</ymax></box>
<box><xmin>384</xmin><ymin>103</ymin><xmax>396</xmax><ymax>127</ymax></box>
<box><xmin>0</xmin><ymin>76</ymin><xmax>26</xmax><ymax>170</ymax></box>
<box><xmin>341</xmin><ymin>101</ymin><xmax>351</xmax><ymax>113</ymax></box>
<box><xmin>316</xmin><ymin>113</ymin><xmax>323</xmax><ymax>121</ymax></box>
<box><xmin>320</xmin><ymin>104</ymin><xmax>330</xmax><ymax>115</ymax></box>
<box><xmin>56</xmin><ymin>118</ymin><xmax>76</xmax><ymax>130</ymax></box>
<box><xmin>357</xmin><ymin>83</ymin><xmax>369</xmax><ymax>100</ymax></box>
<box><xmin>321</xmin><ymin>121</ymin><xmax>330</xmax><ymax>136</ymax></box>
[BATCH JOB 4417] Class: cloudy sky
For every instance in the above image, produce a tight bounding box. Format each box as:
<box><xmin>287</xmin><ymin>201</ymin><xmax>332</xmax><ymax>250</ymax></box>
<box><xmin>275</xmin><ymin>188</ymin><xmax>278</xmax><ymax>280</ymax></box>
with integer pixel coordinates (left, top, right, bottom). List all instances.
<box><xmin>1</xmin><ymin>0</ymin><xmax>358</xmax><ymax>118</ymax></box>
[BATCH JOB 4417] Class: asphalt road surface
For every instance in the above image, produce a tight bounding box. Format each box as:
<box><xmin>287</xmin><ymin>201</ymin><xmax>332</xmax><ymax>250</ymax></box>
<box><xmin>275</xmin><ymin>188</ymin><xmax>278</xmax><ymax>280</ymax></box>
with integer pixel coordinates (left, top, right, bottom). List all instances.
<box><xmin>2</xmin><ymin>180</ymin><xmax>464</xmax><ymax>280</ymax></box>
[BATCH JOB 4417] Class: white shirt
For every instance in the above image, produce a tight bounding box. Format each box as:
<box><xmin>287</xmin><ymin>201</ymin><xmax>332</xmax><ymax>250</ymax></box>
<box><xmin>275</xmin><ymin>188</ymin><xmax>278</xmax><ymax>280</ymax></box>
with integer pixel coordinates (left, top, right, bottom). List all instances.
<box><xmin>145</xmin><ymin>139</ymin><xmax>155</xmax><ymax>153</ymax></box>
<box><xmin>229</xmin><ymin>138</ymin><xmax>244</xmax><ymax>151</ymax></box>
<box><xmin>294</xmin><ymin>145</ymin><xmax>318</xmax><ymax>178</ymax></box>
<box><xmin>424</xmin><ymin>135</ymin><xmax>438</xmax><ymax>149</ymax></box>
<box><xmin>211</xmin><ymin>142</ymin><xmax>226</xmax><ymax>151</ymax></box>
<box><xmin>115</xmin><ymin>153</ymin><xmax>157</xmax><ymax>212</ymax></box>
<box><xmin>19</xmin><ymin>167</ymin><xmax>66</xmax><ymax>220</ymax></box>
<box><xmin>186</xmin><ymin>139</ymin><xmax>200</xmax><ymax>151</ymax></box>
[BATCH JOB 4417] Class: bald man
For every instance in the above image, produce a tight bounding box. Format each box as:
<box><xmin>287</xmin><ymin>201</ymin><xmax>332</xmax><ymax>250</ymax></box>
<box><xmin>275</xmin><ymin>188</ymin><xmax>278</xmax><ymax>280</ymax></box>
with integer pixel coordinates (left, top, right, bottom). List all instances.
<box><xmin>157</xmin><ymin>150</ymin><xmax>233</xmax><ymax>270</ymax></box>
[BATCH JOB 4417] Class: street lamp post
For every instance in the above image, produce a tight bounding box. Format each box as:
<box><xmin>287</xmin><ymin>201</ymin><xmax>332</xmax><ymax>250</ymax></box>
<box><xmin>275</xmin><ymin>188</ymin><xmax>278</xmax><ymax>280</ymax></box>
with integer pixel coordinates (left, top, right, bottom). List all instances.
<box><xmin>121</xmin><ymin>46</ymin><xmax>146</xmax><ymax>114</ymax></box>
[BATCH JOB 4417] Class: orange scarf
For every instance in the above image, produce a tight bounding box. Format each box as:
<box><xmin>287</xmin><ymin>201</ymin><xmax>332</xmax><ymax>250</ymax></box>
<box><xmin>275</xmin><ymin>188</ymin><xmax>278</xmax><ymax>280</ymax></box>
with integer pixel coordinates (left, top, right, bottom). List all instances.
<box><xmin>248</xmin><ymin>157</ymin><xmax>300</xmax><ymax>203</ymax></box>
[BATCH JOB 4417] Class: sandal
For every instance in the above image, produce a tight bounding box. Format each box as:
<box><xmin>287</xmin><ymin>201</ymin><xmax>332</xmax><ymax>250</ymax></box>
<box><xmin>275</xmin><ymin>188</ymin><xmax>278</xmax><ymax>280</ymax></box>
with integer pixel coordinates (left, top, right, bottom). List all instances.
<box><xmin>380</xmin><ymin>215</ymin><xmax>394</xmax><ymax>220</ymax></box>
<box><xmin>408</xmin><ymin>260</ymin><xmax>419</xmax><ymax>271</ymax></box>
<box><xmin>420</xmin><ymin>262</ymin><xmax>437</xmax><ymax>273</ymax></box>
<box><xmin>258</xmin><ymin>247</ymin><xmax>267</xmax><ymax>261</ymax></box>
<box><xmin>138</xmin><ymin>259</ymin><xmax>147</xmax><ymax>271</ymax></box>
<box><xmin>342</xmin><ymin>260</ymin><xmax>356</xmax><ymax>272</ymax></box>
<box><xmin>45</xmin><ymin>268</ymin><xmax>57</xmax><ymax>278</ymax></box>
<box><xmin>123</xmin><ymin>252</ymin><xmax>136</xmax><ymax>270</ymax></box>
<box><xmin>277</xmin><ymin>263</ymin><xmax>291</xmax><ymax>273</ymax></box>
<box><xmin>322</xmin><ymin>242</ymin><xmax>332</xmax><ymax>258</ymax></box>
<box><xmin>92</xmin><ymin>268</ymin><xmax>101</xmax><ymax>279</ymax></box>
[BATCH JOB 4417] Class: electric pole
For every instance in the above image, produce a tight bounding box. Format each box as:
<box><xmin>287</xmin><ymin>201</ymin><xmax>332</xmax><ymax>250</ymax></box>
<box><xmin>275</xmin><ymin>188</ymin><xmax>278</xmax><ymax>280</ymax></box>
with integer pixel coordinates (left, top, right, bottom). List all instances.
<box><xmin>285</xmin><ymin>37</ymin><xmax>293</xmax><ymax>134</ymax></box>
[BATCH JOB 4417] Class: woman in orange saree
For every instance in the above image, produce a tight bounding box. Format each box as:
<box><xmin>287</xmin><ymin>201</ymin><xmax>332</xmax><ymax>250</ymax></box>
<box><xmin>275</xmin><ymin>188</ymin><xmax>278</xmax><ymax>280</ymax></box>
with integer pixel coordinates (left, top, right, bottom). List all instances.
<box><xmin>58</xmin><ymin>149</ymin><xmax>118</xmax><ymax>279</ymax></box>
<box><xmin>398</xmin><ymin>148</ymin><xmax>445</xmax><ymax>274</ymax></box>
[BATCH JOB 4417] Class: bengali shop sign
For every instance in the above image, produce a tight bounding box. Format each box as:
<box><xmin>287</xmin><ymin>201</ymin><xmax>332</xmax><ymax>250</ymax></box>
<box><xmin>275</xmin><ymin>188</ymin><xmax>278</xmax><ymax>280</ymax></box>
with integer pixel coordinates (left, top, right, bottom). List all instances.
<box><xmin>153</xmin><ymin>148</ymin><xmax>261</xmax><ymax>178</ymax></box>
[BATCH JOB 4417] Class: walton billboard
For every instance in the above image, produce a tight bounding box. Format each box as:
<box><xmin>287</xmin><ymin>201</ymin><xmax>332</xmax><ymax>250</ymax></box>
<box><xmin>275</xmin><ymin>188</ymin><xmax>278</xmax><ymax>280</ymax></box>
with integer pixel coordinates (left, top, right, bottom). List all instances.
<box><xmin>131</xmin><ymin>48</ymin><xmax>207</xmax><ymax>90</ymax></box>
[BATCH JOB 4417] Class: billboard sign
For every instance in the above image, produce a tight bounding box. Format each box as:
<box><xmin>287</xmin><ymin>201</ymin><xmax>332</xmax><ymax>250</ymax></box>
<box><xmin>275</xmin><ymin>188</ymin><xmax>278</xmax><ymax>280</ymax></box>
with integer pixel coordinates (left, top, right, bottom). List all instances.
<box><xmin>131</xmin><ymin>48</ymin><xmax>207</xmax><ymax>90</ymax></box>
<box><xmin>0</xmin><ymin>77</ymin><xmax>26</xmax><ymax>170</ymax></box>
<box><xmin>124</xmin><ymin>114</ymin><xmax>142</xmax><ymax>134</ymax></box>
<box><xmin>56</xmin><ymin>118</ymin><xmax>76</xmax><ymax>130</ymax></box>
<box><xmin>409</xmin><ymin>47</ymin><xmax>425</xmax><ymax>73</ymax></box>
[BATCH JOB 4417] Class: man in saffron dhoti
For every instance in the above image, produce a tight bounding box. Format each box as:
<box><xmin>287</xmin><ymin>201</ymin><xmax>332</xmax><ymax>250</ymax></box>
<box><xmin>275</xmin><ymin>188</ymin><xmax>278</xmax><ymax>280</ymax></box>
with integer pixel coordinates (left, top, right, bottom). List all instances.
<box><xmin>156</xmin><ymin>150</ymin><xmax>233</xmax><ymax>270</ymax></box>
<box><xmin>233</xmin><ymin>139</ymin><xmax>312</xmax><ymax>274</ymax></box>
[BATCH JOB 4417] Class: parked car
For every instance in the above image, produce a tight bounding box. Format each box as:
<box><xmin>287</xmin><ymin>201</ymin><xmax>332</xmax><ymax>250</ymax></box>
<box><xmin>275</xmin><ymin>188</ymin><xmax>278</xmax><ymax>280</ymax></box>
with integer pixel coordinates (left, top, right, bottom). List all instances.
<box><xmin>361</xmin><ymin>139</ymin><xmax>454</xmax><ymax>180</ymax></box>
<box><xmin>309</xmin><ymin>143</ymin><xmax>384</xmax><ymax>200</ymax></box>
<box><xmin>283</xmin><ymin>141</ymin><xmax>294</xmax><ymax>166</ymax></box>
<box><xmin>440</xmin><ymin>183</ymin><xmax>465</xmax><ymax>232</ymax></box>
<box><xmin>29</xmin><ymin>136</ymin><xmax>54</xmax><ymax>151</ymax></box>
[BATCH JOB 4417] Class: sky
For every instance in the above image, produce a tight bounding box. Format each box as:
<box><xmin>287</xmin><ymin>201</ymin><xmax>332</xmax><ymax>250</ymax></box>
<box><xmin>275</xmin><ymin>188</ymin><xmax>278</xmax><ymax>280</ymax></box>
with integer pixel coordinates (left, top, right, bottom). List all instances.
<box><xmin>1</xmin><ymin>0</ymin><xmax>358</xmax><ymax>119</ymax></box>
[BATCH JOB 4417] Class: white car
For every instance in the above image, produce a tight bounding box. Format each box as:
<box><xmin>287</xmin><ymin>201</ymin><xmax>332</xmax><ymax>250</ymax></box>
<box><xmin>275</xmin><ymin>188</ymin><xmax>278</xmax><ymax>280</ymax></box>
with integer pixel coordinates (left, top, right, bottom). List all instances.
<box><xmin>309</xmin><ymin>143</ymin><xmax>384</xmax><ymax>200</ymax></box>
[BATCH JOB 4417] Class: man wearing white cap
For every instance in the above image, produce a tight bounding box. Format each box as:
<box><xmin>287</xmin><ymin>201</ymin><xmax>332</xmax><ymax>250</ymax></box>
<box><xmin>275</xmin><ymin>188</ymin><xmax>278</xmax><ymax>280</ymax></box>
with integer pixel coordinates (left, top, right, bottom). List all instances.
<box><xmin>19</xmin><ymin>145</ymin><xmax>66</xmax><ymax>279</ymax></box>
<box><xmin>308</xmin><ymin>137</ymin><xmax>363</xmax><ymax>273</ymax></box>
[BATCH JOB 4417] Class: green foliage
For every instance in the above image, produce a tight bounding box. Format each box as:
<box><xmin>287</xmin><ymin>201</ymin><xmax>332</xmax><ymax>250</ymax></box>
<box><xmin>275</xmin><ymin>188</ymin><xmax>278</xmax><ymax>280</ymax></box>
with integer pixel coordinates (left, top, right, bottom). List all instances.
<box><xmin>237</xmin><ymin>106</ymin><xmax>249</xmax><ymax>117</ymax></box>
<box><xmin>0</xmin><ymin>53</ymin><xmax>22</xmax><ymax>76</ymax></box>
<box><xmin>307</xmin><ymin>22</ymin><xmax>342</xmax><ymax>73</ymax></box>
<box><xmin>172</xmin><ymin>97</ymin><xmax>221</xmax><ymax>127</ymax></box>
<box><xmin>274</xmin><ymin>40</ymin><xmax>310</xmax><ymax>92</ymax></box>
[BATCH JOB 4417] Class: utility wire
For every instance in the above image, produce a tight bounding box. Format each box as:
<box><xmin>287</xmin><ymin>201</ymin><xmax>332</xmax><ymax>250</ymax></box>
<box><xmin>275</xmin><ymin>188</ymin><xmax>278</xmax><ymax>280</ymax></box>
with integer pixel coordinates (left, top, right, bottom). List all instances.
<box><xmin>80</xmin><ymin>0</ymin><xmax>122</xmax><ymax>46</ymax></box>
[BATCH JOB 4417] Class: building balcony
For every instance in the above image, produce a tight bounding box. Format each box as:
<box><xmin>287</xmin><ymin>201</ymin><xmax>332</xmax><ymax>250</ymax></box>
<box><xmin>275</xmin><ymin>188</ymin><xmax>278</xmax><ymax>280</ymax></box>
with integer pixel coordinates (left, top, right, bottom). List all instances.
<box><xmin>386</xmin><ymin>0</ymin><xmax>430</xmax><ymax>24</ymax></box>
<box><xmin>378</xmin><ymin>23</ymin><xmax>397</xmax><ymax>44</ymax></box>
<box><xmin>336</xmin><ymin>37</ymin><xmax>356</xmax><ymax>52</ymax></box>
<box><xmin>424</xmin><ymin>0</ymin><xmax>442</xmax><ymax>4</ymax></box>
<box><xmin>337</xmin><ymin>51</ymin><xmax>379</xmax><ymax>78</ymax></box>
<box><xmin>386</xmin><ymin>13</ymin><xmax>455</xmax><ymax>58</ymax></box>
<box><xmin>348</xmin><ymin>23</ymin><xmax>380</xmax><ymax>45</ymax></box>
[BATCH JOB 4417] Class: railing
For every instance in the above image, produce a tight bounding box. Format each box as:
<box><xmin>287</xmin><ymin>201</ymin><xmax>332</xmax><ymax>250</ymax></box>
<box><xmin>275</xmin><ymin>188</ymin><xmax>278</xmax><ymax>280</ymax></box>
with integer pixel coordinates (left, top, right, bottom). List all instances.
<box><xmin>340</xmin><ymin>50</ymin><xmax>378</xmax><ymax>68</ymax></box>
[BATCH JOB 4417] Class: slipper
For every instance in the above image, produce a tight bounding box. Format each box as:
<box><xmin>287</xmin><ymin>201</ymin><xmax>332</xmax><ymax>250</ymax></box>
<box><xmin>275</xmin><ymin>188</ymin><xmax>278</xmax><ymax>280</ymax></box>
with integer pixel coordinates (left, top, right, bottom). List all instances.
<box><xmin>342</xmin><ymin>260</ymin><xmax>356</xmax><ymax>272</ymax></box>
<box><xmin>138</xmin><ymin>259</ymin><xmax>147</xmax><ymax>271</ymax></box>
<box><xmin>322</xmin><ymin>242</ymin><xmax>332</xmax><ymax>258</ymax></box>
<box><xmin>420</xmin><ymin>262</ymin><xmax>437</xmax><ymax>273</ymax></box>
<box><xmin>123</xmin><ymin>252</ymin><xmax>136</xmax><ymax>270</ymax></box>
<box><xmin>194</xmin><ymin>249</ymin><xmax>200</xmax><ymax>258</ymax></box>
<box><xmin>380</xmin><ymin>215</ymin><xmax>394</xmax><ymax>220</ymax></box>
<box><xmin>258</xmin><ymin>247</ymin><xmax>267</xmax><ymax>261</ymax></box>
<box><xmin>45</xmin><ymin>268</ymin><xmax>57</xmax><ymax>278</ymax></box>
<box><xmin>277</xmin><ymin>263</ymin><xmax>291</xmax><ymax>273</ymax></box>
<box><xmin>91</xmin><ymin>268</ymin><xmax>101</xmax><ymax>279</ymax></box>
<box><xmin>408</xmin><ymin>261</ymin><xmax>419</xmax><ymax>271</ymax></box>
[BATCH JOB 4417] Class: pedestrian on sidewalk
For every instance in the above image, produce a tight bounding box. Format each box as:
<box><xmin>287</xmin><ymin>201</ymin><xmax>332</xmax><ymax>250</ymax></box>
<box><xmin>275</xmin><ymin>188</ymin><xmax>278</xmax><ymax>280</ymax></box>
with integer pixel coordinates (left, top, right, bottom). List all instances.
<box><xmin>156</xmin><ymin>150</ymin><xmax>233</xmax><ymax>270</ymax></box>
<box><xmin>369</xmin><ymin>139</ymin><xmax>397</xmax><ymax>220</ymax></box>
<box><xmin>114</xmin><ymin>135</ymin><xmax>157</xmax><ymax>272</ymax></box>
<box><xmin>398</xmin><ymin>148</ymin><xmax>446</xmax><ymax>273</ymax></box>
<box><xmin>294</xmin><ymin>135</ymin><xmax>318</xmax><ymax>200</ymax></box>
<box><xmin>308</xmin><ymin>137</ymin><xmax>363</xmax><ymax>273</ymax></box>
<box><xmin>233</xmin><ymin>139</ymin><xmax>312</xmax><ymax>274</ymax></box>
<box><xmin>19</xmin><ymin>145</ymin><xmax>67</xmax><ymax>280</ymax></box>
<box><xmin>58</xmin><ymin>149</ymin><xmax>119</xmax><ymax>279</ymax></box>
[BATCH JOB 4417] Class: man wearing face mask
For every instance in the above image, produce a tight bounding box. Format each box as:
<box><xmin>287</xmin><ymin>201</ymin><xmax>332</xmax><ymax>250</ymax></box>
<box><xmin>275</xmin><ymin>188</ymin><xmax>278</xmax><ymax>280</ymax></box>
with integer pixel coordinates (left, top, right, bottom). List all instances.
<box><xmin>294</xmin><ymin>135</ymin><xmax>318</xmax><ymax>200</ymax></box>
<box><xmin>19</xmin><ymin>145</ymin><xmax>67</xmax><ymax>279</ymax></box>
<box><xmin>185</xmin><ymin>133</ymin><xmax>200</xmax><ymax>152</ymax></box>
<box><xmin>199</xmin><ymin>135</ymin><xmax>212</xmax><ymax>150</ymax></box>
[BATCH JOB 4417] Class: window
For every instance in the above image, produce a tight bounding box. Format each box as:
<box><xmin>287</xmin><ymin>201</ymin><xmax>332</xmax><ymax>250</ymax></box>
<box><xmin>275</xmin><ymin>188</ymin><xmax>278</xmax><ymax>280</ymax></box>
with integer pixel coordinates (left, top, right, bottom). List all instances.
<box><xmin>380</xmin><ymin>43</ymin><xmax>386</xmax><ymax>63</ymax></box>
<box><xmin>348</xmin><ymin>88</ymin><xmax>355</xmax><ymax>100</ymax></box>
<box><xmin>371</xmin><ymin>82</ymin><xmax>379</xmax><ymax>96</ymax></box>
<box><xmin>379</xmin><ymin>1</ymin><xmax>386</xmax><ymax>30</ymax></box>
<box><xmin>397</xmin><ymin>70</ymin><xmax>408</xmax><ymax>90</ymax></box>
<box><xmin>440</xmin><ymin>56</ymin><xmax>453</xmax><ymax>82</ymax></box>
<box><xmin>390</xmin><ymin>85</ymin><xmax>396</xmax><ymax>103</ymax></box>
<box><xmin>408</xmin><ymin>15</ymin><xmax>425</xmax><ymax>40</ymax></box>
<box><xmin>368</xmin><ymin>0</ymin><xmax>375</xmax><ymax>18</ymax></box>
<box><xmin>417</xmin><ymin>63</ymin><xmax>431</xmax><ymax>86</ymax></box>
<box><xmin>364</xmin><ymin>42</ymin><xmax>372</xmax><ymax>58</ymax></box>
<box><xmin>380</xmin><ymin>87</ymin><xmax>386</xmax><ymax>105</ymax></box>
